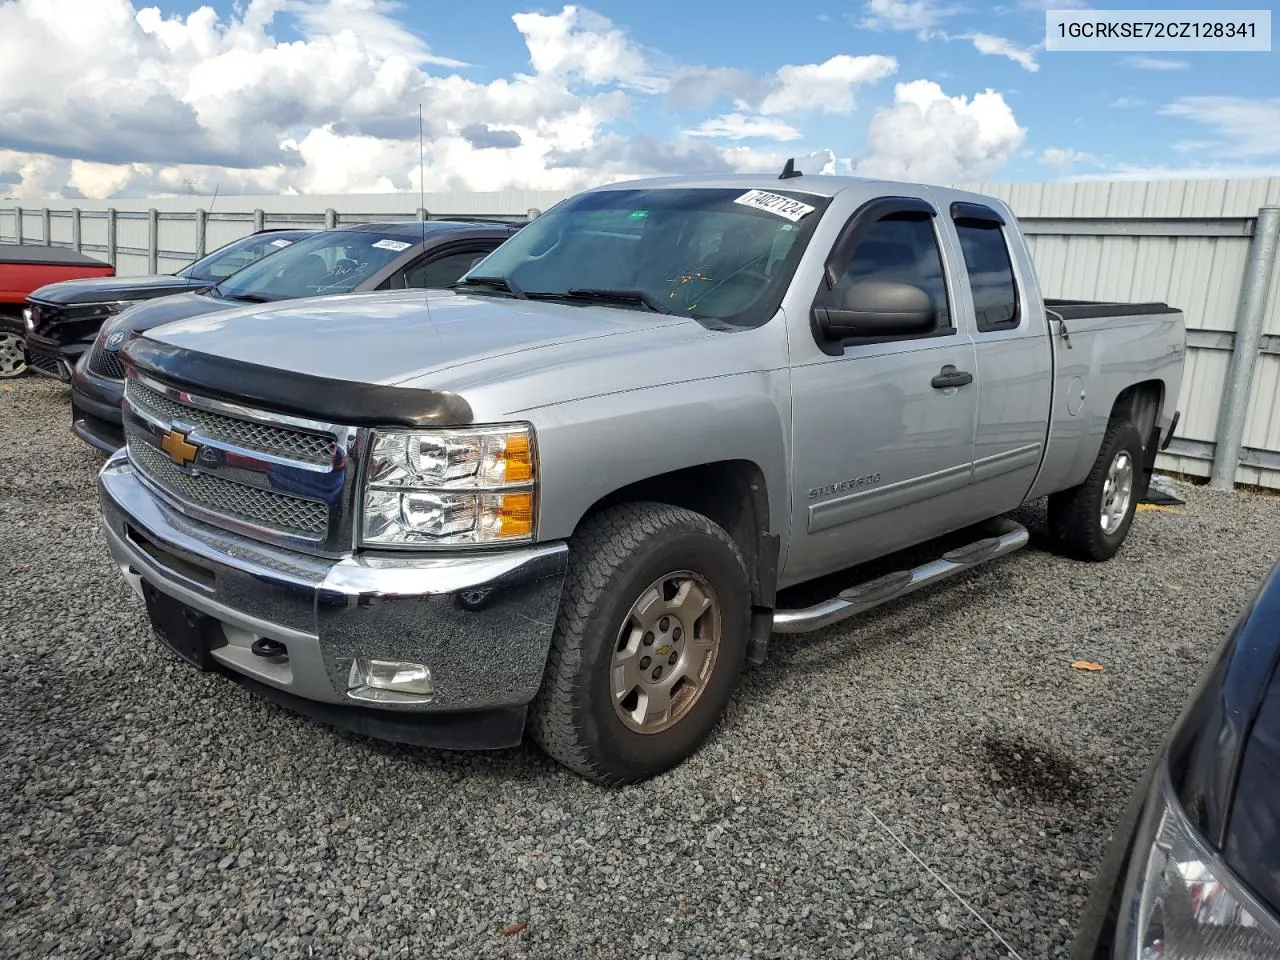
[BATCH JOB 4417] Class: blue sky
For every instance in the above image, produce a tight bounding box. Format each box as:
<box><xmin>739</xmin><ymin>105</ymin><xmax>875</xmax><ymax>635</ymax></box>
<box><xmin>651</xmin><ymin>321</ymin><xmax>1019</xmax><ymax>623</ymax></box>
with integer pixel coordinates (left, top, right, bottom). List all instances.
<box><xmin>0</xmin><ymin>0</ymin><xmax>1276</xmax><ymax>198</ymax></box>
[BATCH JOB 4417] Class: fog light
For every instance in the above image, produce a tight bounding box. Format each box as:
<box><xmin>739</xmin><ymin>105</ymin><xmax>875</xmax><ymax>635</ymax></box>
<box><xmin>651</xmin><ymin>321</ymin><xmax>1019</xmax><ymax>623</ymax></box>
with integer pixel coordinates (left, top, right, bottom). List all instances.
<box><xmin>347</xmin><ymin>658</ymin><xmax>434</xmax><ymax>703</ymax></box>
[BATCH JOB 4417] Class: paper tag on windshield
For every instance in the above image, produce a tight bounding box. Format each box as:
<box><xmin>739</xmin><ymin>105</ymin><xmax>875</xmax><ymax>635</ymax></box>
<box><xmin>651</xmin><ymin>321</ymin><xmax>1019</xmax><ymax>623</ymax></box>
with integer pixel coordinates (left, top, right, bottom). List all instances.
<box><xmin>733</xmin><ymin>190</ymin><xmax>815</xmax><ymax>222</ymax></box>
<box><xmin>372</xmin><ymin>239</ymin><xmax>412</xmax><ymax>252</ymax></box>
<box><xmin>269</xmin><ymin>239</ymin><xmax>293</xmax><ymax>248</ymax></box>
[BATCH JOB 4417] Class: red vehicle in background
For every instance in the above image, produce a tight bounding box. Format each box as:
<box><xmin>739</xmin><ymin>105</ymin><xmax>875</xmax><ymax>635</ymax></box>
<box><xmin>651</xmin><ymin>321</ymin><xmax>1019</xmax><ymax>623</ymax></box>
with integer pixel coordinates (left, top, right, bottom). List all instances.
<box><xmin>0</xmin><ymin>243</ymin><xmax>114</xmax><ymax>378</ymax></box>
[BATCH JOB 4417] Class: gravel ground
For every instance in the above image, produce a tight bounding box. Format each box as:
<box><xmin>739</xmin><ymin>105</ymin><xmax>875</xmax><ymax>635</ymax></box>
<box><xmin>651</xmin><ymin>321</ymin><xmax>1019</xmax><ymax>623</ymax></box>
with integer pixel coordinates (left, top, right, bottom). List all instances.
<box><xmin>2</xmin><ymin>375</ymin><xmax>1278</xmax><ymax>960</ymax></box>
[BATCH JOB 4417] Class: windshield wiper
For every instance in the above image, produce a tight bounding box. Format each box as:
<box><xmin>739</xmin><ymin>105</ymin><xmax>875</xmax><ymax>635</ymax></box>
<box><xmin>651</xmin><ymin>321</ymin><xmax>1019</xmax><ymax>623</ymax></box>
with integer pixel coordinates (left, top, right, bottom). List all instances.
<box><xmin>453</xmin><ymin>274</ymin><xmax>526</xmax><ymax>299</ymax></box>
<box><xmin>217</xmin><ymin>291</ymin><xmax>275</xmax><ymax>303</ymax></box>
<box><xmin>554</xmin><ymin>288</ymin><xmax>670</xmax><ymax>314</ymax></box>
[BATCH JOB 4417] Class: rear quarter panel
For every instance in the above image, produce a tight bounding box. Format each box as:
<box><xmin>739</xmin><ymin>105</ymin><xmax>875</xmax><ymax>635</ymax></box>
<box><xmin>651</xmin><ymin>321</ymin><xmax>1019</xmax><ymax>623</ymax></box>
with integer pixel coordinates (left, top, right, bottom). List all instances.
<box><xmin>1028</xmin><ymin>309</ymin><xmax>1185</xmax><ymax>500</ymax></box>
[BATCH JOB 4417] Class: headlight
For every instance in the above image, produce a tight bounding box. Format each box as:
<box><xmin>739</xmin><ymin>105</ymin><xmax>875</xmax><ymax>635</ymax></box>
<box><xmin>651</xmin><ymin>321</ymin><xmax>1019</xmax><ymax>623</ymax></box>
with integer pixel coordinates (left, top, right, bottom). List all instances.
<box><xmin>1116</xmin><ymin>762</ymin><xmax>1280</xmax><ymax>957</ymax></box>
<box><xmin>360</xmin><ymin>425</ymin><xmax>536</xmax><ymax>547</ymax></box>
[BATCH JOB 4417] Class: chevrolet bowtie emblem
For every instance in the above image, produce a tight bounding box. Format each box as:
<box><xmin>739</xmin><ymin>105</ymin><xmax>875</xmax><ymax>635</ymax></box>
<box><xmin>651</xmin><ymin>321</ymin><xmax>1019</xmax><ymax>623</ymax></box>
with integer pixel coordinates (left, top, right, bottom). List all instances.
<box><xmin>160</xmin><ymin>428</ymin><xmax>199</xmax><ymax>468</ymax></box>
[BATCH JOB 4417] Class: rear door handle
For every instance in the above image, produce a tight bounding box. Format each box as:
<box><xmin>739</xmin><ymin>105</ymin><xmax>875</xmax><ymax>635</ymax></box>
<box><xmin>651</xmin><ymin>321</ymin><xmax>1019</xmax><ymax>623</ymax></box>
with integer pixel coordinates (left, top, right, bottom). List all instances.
<box><xmin>931</xmin><ymin>365</ymin><xmax>973</xmax><ymax>389</ymax></box>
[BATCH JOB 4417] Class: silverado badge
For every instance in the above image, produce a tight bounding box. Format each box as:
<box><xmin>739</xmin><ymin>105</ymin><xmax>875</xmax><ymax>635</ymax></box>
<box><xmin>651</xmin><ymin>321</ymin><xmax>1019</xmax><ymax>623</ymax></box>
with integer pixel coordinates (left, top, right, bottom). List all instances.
<box><xmin>160</xmin><ymin>428</ymin><xmax>199</xmax><ymax>468</ymax></box>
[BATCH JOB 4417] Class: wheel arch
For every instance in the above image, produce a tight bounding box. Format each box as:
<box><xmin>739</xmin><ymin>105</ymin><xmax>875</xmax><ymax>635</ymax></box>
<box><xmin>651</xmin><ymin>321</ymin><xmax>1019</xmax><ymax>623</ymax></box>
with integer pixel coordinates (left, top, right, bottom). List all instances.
<box><xmin>573</xmin><ymin>459</ymin><xmax>778</xmax><ymax>610</ymax></box>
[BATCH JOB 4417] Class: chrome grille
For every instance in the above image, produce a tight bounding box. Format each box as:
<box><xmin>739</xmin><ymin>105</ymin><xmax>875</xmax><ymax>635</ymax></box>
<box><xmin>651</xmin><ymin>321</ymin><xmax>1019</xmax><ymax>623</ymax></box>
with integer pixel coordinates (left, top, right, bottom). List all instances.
<box><xmin>127</xmin><ymin>426</ymin><xmax>329</xmax><ymax>538</ymax></box>
<box><xmin>87</xmin><ymin>338</ymin><xmax>125</xmax><ymax>380</ymax></box>
<box><xmin>126</xmin><ymin>379</ymin><xmax>335</xmax><ymax>466</ymax></box>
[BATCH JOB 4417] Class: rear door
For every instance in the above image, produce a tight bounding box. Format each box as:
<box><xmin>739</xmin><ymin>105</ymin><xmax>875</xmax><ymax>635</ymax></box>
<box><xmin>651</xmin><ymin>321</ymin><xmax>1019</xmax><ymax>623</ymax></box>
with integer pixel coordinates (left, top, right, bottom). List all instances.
<box><xmin>946</xmin><ymin>201</ymin><xmax>1052</xmax><ymax>512</ymax></box>
<box><xmin>783</xmin><ymin>195</ymin><xmax>980</xmax><ymax>585</ymax></box>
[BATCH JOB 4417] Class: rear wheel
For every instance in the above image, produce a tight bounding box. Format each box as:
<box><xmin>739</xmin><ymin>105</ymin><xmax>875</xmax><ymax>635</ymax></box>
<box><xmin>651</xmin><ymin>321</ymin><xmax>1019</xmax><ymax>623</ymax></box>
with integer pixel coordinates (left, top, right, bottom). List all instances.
<box><xmin>530</xmin><ymin>502</ymin><xmax>750</xmax><ymax>785</ymax></box>
<box><xmin>0</xmin><ymin>331</ymin><xmax>26</xmax><ymax>378</ymax></box>
<box><xmin>1048</xmin><ymin>418</ymin><xmax>1145</xmax><ymax>561</ymax></box>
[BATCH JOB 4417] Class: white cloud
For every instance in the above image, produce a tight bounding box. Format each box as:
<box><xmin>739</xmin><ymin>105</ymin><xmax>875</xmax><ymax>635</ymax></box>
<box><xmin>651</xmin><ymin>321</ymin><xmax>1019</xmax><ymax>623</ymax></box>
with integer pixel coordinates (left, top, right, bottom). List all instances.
<box><xmin>511</xmin><ymin>5</ymin><xmax>665</xmax><ymax>94</ymax></box>
<box><xmin>1124</xmin><ymin>55</ymin><xmax>1188</xmax><ymax>70</ymax></box>
<box><xmin>1109</xmin><ymin>97</ymin><xmax>1144</xmax><ymax>107</ymax></box>
<box><xmin>858</xmin><ymin>0</ymin><xmax>957</xmax><ymax>36</ymax></box>
<box><xmin>957</xmin><ymin>33</ymin><xmax>1039</xmax><ymax>71</ymax></box>
<box><xmin>1040</xmin><ymin>147</ymin><xmax>1097</xmax><ymax>168</ymax></box>
<box><xmin>1160</xmin><ymin>96</ymin><xmax>1280</xmax><ymax>159</ymax></box>
<box><xmin>0</xmin><ymin>1</ymin><xmax>1019</xmax><ymax>200</ymax></box>
<box><xmin>684</xmin><ymin>114</ymin><xmax>802</xmax><ymax>141</ymax></box>
<box><xmin>1016</xmin><ymin>0</ymin><xmax>1088</xmax><ymax>8</ymax></box>
<box><xmin>758</xmin><ymin>55</ymin><xmax>899</xmax><ymax>115</ymax></box>
<box><xmin>853</xmin><ymin>80</ymin><xmax>1026</xmax><ymax>182</ymax></box>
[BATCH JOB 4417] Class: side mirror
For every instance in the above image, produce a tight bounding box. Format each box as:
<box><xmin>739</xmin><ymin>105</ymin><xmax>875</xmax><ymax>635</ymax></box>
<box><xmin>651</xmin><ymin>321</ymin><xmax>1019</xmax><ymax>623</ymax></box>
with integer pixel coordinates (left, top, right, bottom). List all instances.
<box><xmin>814</xmin><ymin>281</ymin><xmax>936</xmax><ymax>340</ymax></box>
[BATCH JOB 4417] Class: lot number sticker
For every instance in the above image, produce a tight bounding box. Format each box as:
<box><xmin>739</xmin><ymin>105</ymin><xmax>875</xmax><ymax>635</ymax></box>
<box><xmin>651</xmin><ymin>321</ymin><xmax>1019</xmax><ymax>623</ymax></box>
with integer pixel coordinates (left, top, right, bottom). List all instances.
<box><xmin>372</xmin><ymin>239</ymin><xmax>412</xmax><ymax>252</ymax></box>
<box><xmin>269</xmin><ymin>239</ymin><xmax>294</xmax><ymax>248</ymax></box>
<box><xmin>733</xmin><ymin>190</ymin><xmax>816</xmax><ymax>222</ymax></box>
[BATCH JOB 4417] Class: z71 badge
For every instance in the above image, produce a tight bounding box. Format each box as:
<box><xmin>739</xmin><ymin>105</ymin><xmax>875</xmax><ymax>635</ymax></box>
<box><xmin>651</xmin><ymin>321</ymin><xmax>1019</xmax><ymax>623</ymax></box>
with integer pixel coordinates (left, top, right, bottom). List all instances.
<box><xmin>809</xmin><ymin>474</ymin><xmax>881</xmax><ymax>500</ymax></box>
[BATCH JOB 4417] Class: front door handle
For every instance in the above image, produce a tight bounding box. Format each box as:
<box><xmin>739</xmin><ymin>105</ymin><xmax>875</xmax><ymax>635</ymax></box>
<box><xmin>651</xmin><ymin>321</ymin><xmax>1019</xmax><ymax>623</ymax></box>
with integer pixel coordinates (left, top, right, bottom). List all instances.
<box><xmin>931</xmin><ymin>365</ymin><xmax>973</xmax><ymax>389</ymax></box>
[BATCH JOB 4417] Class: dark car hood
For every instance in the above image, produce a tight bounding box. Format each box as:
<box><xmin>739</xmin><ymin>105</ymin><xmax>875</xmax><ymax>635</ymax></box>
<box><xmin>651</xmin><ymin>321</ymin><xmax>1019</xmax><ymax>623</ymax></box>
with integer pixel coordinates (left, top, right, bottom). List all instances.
<box><xmin>106</xmin><ymin>290</ymin><xmax>240</xmax><ymax>335</ymax></box>
<box><xmin>30</xmin><ymin>274</ymin><xmax>207</xmax><ymax>305</ymax></box>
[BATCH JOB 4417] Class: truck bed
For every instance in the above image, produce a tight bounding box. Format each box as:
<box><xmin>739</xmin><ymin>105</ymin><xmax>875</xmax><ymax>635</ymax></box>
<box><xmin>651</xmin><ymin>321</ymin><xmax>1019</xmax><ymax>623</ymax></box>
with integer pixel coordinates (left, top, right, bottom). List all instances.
<box><xmin>1044</xmin><ymin>298</ymin><xmax>1181</xmax><ymax>321</ymax></box>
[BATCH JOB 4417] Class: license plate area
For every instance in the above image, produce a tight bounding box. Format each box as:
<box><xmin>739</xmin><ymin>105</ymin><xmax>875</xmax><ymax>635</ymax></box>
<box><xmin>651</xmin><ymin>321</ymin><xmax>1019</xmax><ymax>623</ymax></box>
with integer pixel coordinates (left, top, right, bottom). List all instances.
<box><xmin>141</xmin><ymin>581</ymin><xmax>226</xmax><ymax>670</ymax></box>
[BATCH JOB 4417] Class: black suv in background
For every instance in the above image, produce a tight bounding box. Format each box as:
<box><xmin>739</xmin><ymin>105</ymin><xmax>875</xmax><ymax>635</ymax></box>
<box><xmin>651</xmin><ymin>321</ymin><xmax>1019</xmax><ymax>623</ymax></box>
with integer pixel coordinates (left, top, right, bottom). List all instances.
<box><xmin>1072</xmin><ymin>557</ymin><xmax>1280</xmax><ymax>958</ymax></box>
<box><xmin>24</xmin><ymin>229</ymin><xmax>315</xmax><ymax>382</ymax></box>
<box><xmin>71</xmin><ymin>218</ymin><xmax>524</xmax><ymax>452</ymax></box>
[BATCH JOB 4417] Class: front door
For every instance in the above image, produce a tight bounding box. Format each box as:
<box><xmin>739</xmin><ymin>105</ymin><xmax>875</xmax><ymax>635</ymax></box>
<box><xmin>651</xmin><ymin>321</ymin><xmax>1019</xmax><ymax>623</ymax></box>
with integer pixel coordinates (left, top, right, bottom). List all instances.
<box><xmin>783</xmin><ymin>200</ymin><xmax>978</xmax><ymax>587</ymax></box>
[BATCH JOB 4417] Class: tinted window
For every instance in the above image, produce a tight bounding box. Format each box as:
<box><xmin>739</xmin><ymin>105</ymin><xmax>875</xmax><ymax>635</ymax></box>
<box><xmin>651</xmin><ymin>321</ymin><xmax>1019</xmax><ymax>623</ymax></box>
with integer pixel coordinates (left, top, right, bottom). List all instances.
<box><xmin>832</xmin><ymin>216</ymin><xmax>950</xmax><ymax>330</ymax></box>
<box><xmin>181</xmin><ymin>234</ymin><xmax>303</xmax><ymax>282</ymax></box>
<box><xmin>464</xmin><ymin>187</ymin><xmax>830</xmax><ymax>325</ymax></box>
<box><xmin>405</xmin><ymin>249</ymin><xmax>492</xmax><ymax>289</ymax></box>
<box><xmin>956</xmin><ymin>222</ymin><xmax>1018</xmax><ymax>331</ymax></box>
<box><xmin>215</xmin><ymin>231</ymin><xmax>417</xmax><ymax>301</ymax></box>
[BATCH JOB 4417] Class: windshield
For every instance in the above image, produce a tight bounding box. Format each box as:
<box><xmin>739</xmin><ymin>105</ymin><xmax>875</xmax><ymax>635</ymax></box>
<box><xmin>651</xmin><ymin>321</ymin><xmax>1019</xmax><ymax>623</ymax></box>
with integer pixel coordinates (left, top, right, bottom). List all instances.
<box><xmin>214</xmin><ymin>229</ymin><xmax>418</xmax><ymax>301</ymax></box>
<box><xmin>178</xmin><ymin>232</ymin><xmax>308</xmax><ymax>282</ymax></box>
<box><xmin>461</xmin><ymin>187</ymin><xmax>830</xmax><ymax>325</ymax></box>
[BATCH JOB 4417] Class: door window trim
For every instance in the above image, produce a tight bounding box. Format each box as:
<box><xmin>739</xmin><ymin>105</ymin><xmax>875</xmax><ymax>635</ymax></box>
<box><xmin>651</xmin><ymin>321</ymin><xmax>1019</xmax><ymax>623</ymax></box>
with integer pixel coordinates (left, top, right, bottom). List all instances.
<box><xmin>811</xmin><ymin>196</ymin><xmax>955</xmax><ymax>355</ymax></box>
<box><xmin>949</xmin><ymin>201</ymin><xmax>1022</xmax><ymax>333</ymax></box>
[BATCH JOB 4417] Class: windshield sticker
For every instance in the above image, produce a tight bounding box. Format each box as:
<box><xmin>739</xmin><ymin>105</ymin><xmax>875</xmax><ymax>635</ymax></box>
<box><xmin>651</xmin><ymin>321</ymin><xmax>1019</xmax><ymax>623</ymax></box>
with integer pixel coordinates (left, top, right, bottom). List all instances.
<box><xmin>628</xmin><ymin>210</ymin><xmax>648</xmax><ymax>220</ymax></box>
<box><xmin>269</xmin><ymin>239</ymin><xmax>293</xmax><ymax>248</ymax></box>
<box><xmin>732</xmin><ymin>190</ymin><xmax>816</xmax><ymax>223</ymax></box>
<box><xmin>371</xmin><ymin>239</ymin><xmax>412</xmax><ymax>252</ymax></box>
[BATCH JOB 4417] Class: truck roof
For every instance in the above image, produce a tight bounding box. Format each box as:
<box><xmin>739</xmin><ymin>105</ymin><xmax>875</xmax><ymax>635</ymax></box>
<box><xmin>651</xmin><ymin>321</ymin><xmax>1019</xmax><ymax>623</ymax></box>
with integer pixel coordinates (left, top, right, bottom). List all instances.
<box><xmin>584</xmin><ymin>173</ymin><xmax>1003</xmax><ymax>207</ymax></box>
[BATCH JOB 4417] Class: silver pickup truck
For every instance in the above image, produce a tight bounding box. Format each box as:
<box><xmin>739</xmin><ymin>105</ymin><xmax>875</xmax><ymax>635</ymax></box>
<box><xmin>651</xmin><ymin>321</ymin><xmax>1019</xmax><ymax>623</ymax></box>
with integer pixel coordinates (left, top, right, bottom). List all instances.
<box><xmin>97</xmin><ymin>171</ymin><xmax>1186</xmax><ymax>784</ymax></box>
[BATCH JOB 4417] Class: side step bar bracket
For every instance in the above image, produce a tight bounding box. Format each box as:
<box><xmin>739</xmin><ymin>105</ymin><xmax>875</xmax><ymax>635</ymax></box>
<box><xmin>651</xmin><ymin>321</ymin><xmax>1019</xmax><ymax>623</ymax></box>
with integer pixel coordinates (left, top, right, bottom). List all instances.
<box><xmin>771</xmin><ymin>518</ymin><xmax>1030</xmax><ymax>635</ymax></box>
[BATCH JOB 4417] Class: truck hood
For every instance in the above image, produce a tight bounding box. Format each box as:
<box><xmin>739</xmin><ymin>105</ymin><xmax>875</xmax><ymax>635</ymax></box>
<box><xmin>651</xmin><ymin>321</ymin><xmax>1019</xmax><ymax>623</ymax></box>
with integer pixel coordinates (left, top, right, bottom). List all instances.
<box><xmin>144</xmin><ymin>289</ymin><xmax>709</xmax><ymax>389</ymax></box>
<box><xmin>30</xmin><ymin>274</ymin><xmax>204</xmax><ymax>306</ymax></box>
<box><xmin>108</xmin><ymin>290</ymin><xmax>240</xmax><ymax>335</ymax></box>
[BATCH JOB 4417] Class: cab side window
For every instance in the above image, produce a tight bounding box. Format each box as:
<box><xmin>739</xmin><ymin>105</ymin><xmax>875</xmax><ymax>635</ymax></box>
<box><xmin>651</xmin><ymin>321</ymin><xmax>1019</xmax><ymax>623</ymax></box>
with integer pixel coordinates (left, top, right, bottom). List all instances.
<box><xmin>404</xmin><ymin>249</ymin><xmax>493</xmax><ymax>289</ymax></box>
<box><xmin>828</xmin><ymin>215</ymin><xmax>952</xmax><ymax>334</ymax></box>
<box><xmin>955</xmin><ymin>220</ymin><xmax>1019</xmax><ymax>331</ymax></box>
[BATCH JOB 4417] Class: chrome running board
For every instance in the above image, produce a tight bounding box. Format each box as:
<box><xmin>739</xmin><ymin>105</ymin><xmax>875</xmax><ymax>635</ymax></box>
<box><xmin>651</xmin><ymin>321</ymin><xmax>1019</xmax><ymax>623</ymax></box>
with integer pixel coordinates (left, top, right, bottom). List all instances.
<box><xmin>771</xmin><ymin>518</ymin><xmax>1030</xmax><ymax>635</ymax></box>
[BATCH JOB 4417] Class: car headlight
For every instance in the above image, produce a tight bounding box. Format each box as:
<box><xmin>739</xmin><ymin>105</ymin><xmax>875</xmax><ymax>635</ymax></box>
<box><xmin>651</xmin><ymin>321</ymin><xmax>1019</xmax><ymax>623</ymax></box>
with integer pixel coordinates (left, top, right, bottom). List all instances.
<box><xmin>360</xmin><ymin>425</ymin><xmax>536</xmax><ymax>547</ymax></box>
<box><xmin>1116</xmin><ymin>761</ymin><xmax>1280</xmax><ymax>958</ymax></box>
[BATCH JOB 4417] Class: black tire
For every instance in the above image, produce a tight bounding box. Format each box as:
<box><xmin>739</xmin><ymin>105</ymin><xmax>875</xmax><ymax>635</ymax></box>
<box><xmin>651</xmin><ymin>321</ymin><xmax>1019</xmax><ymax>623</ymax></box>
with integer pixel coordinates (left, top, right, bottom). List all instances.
<box><xmin>1048</xmin><ymin>418</ymin><xmax>1145</xmax><ymax>562</ymax></box>
<box><xmin>529</xmin><ymin>502</ymin><xmax>750</xmax><ymax>785</ymax></box>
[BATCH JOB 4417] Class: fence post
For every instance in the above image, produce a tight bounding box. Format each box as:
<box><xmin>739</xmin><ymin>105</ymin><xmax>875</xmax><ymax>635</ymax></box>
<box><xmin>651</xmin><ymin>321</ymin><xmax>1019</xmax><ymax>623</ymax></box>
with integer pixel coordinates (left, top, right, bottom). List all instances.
<box><xmin>72</xmin><ymin>208</ymin><xmax>82</xmax><ymax>252</ymax></box>
<box><xmin>42</xmin><ymin>207</ymin><xmax>51</xmax><ymax>245</ymax></box>
<box><xmin>325</xmin><ymin>208</ymin><xmax>337</xmax><ymax>229</ymax></box>
<box><xmin>147</xmin><ymin>208</ymin><xmax>159</xmax><ymax>273</ymax></box>
<box><xmin>106</xmin><ymin>208</ymin><xmax>117</xmax><ymax>266</ymax></box>
<box><xmin>1210</xmin><ymin>206</ymin><xmax>1280</xmax><ymax>490</ymax></box>
<box><xmin>14</xmin><ymin>206</ymin><xmax>22</xmax><ymax>244</ymax></box>
<box><xmin>417</xmin><ymin>207</ymin><xmax>428</xmax><ymax>221</ymax></box>
<box><xmin>253</xmin><ymin>208</ymin><xmax>265</xmax><ymax>232</ymax></box>
<box><xmin>527</xmin><ymin>207</ymin><xmax>540</xmax><ymax>219</ymax></box>
<box><xmin>195</xmin><ymin>208</ymin><xmax>207</xmax><ymax>258</ymax></box>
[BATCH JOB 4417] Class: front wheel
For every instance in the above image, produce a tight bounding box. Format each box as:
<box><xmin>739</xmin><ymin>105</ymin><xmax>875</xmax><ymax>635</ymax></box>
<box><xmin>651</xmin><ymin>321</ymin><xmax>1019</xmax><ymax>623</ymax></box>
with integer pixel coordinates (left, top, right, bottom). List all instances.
<box><xmin>1048</xmin><ymin>418</ymin><xmax>1145</xmax><ymax>561</ymax></box>
<box><xmin>529</xmin><ymin>502</ymin><xmax>750</xmax><ymax>785</ymax></box>
<box><xmin>0</xmin><ymin>331</ymin><xmax>27</xmax><ymax>379</ymax></box>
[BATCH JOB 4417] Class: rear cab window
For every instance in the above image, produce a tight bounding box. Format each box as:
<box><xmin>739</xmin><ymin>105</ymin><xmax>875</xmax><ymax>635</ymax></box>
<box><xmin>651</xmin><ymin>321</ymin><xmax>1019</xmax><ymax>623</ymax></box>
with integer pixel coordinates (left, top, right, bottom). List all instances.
<box><xmin>950</xmin><ymin>202</ymin><xmax>1020</xmax><ymax>332</ymax></box>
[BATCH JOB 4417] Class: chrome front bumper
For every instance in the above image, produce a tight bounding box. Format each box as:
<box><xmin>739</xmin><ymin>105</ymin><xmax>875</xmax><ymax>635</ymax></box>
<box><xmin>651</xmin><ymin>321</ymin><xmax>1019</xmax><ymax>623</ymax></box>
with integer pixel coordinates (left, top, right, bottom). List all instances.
<box><xmin>98</xmin><ymin>451</ymin><xmax>568</xmax><ymax>748</ymax></box>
